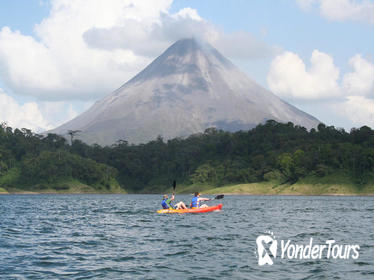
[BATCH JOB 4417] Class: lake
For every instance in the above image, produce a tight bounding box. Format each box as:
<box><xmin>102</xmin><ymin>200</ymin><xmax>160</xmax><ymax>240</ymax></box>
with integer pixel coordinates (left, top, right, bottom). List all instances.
<box><xmin>0</xmin><ymin>194</ymin><xmax>373</xmax><ymax>279</ymax></box>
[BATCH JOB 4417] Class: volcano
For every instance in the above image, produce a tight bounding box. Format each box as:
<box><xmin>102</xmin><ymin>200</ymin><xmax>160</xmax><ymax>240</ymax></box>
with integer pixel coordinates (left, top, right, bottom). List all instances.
<box><xmin>51</xmin><ymin>38</ymin><xmax>319</xmax><ymax>145</ymax></box>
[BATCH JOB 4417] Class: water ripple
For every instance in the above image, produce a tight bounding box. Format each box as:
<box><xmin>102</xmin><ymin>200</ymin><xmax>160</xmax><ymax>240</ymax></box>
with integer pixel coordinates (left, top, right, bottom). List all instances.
<box><xmin>0</xmin><ymin>194</ymin><xmax>373</xmax><ymax>279</ymax></box>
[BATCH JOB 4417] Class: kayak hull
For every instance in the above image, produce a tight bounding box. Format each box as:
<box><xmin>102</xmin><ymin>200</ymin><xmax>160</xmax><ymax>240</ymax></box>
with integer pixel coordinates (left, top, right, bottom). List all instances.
<box><xmin>157</xmin><ymin>204</ymin><xmax>223</xmax><ymax>214</ymax></box>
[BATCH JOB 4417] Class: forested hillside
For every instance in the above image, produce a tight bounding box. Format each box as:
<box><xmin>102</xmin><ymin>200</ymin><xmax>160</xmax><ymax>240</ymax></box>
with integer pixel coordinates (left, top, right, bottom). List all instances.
<box><xmin>1</xmin><ymin>120</ymin><xmax>374</xmax><ymax>193</ymax></box>
<box><xmin>0</xmin><ymin>124</ymin><xmax>119</xmax><ymax>193</ymax></box>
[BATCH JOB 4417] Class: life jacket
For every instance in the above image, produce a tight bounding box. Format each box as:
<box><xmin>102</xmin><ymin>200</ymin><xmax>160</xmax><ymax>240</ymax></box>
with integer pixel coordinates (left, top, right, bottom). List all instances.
<box><xmin>191</xmin><ymin>196</ymin><xmax>199</xmax><ymax>208</ymax></box>
<box><xmin>162</xmin><ymin>198</ymin><xmax>172</xmax><ymax>209</ymax></box>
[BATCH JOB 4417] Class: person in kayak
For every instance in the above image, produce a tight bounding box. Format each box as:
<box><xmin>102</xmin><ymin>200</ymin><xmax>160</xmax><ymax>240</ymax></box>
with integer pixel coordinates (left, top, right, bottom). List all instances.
<box><xmin>161</xmin><ymin>194</ymin><xmax>187</xmax><ymax>209</ymax></box>
<box><xmin>190</xmin><ymin>192</ymin><xmax>210</xmax><ymax>208</ymax></box>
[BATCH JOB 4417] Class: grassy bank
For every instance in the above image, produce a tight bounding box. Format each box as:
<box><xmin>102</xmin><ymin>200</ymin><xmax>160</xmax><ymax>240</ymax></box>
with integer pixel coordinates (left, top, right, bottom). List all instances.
<box><xmin>173</xmin><ymin>173</ymin><xmax>374</xmax><ymax>196</ymax></box>
<box><xmin>0</xmin><ymin>187</ymin><xmax>9</xmax><ymax>194</ymax></box>
<box><xmin>200</xmin><ymin>182</ymin><xmax>374</xmax><ymax>196</ymax></box>
<box><xmin>1</xmin><ymin>179</ymin><xmax>126</xmax><ymax>195</ymax></box>
<box><xmin>3</xmin><ymin>172</ymin><xmax>374</xmax><ymax>196</ymax></box>
<box><xmin>0</xmin><ymin>166</ymin><xmax>126</xmax><ymax>194</ymax></box>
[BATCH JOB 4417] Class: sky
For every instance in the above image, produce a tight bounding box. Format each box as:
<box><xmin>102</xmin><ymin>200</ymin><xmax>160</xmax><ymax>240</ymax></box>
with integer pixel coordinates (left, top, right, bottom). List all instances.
<box><xmin>0</xmin><ymin>0</ymin><xmax>374</xmax><ymax>132</ymax></box>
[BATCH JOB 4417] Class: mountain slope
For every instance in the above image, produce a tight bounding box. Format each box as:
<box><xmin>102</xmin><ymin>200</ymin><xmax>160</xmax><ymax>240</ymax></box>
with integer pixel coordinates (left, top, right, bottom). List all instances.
<box><xmin>51</xmin><ymin>38</ymin><xmax>320</xmax><ymax>145</ymax></box>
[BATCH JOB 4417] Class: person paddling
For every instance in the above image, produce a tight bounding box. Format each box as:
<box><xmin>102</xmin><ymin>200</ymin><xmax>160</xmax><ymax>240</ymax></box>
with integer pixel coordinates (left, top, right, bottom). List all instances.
<box><xmin>190</xmin><ymin>192</ymin><xmax>210</xmax><ymax>208</ymax></box>
<box><xmin>161</xmin><ymin>194</ymin><xmax>187</xmax><ymax>210</ymax></box>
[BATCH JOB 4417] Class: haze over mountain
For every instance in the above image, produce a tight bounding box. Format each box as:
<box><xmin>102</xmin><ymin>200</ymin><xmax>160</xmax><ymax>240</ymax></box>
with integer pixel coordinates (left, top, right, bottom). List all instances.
<box><xmin>50</xmin><ymin>38</ymin><xmax>320</xmax><ymax>145</ymax></box>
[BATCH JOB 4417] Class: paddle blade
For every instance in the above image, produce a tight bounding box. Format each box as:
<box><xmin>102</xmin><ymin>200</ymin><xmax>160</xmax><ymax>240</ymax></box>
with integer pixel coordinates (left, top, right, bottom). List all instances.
<box><xmin>173</xmin><ymin>180</ymin><xmax>176</xmax><ymax>191</ymax></box>
<box><xmin>214</xmin><ymin>194</ymin><xmax>224</xmax><ymax>200</ymax></box>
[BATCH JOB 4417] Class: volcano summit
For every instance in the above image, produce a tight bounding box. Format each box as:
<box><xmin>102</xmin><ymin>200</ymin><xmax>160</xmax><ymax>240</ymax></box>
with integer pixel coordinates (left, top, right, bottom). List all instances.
<box><xmin>51</xmin><ymin>38</ymin><xmax>319</xmax><ymax>145</ymax></box>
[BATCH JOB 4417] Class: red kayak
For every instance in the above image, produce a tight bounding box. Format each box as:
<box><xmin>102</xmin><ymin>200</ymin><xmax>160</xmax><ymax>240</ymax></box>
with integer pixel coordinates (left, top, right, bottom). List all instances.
<box><xmin>157</xmin><ymin>204</ymin><xmax>223</xmax><ymax>214</ymax></box>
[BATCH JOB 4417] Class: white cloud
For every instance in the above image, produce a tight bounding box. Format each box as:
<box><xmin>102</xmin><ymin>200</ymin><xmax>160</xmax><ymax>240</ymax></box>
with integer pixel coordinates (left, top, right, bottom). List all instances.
<box><xmin>0</xmin><ymin>0</ymin><xmax>172</xmax><ymax>101</ymax></box>
<box><xmin>296</xmin><ymin>0</ymin><xmax>374</xmax><ymax>24</ymax></box>
<box><xmin>296</xmin><ymin>0</ymin><xmax>317</xmax><ymax>10</ymax></box>
<box><xmin>320</xmin><ymin>0</ymin><xmax>374</xmax><ymax>23</ymax></box>
<box><xmin>82</xmin><ymin>5</ymin><xmax>277</xmax><ymax>60</ymax></box>
<box><xmin>0</xmin><ymin>0</ymin><xmax>275</xmax><ymax>102</ymax></box>
<box><xmin>267</xmin><ymin>50</ymin><xmax>341</xmax><ymax>100</ymax></box>
<box><xmin>268</xmin><ymin>50</ymin><xmax>374</xmax><ymax>101</ymax></box>
<box><xmin>343</xmin><ymin>54</ymin><xmax>374</xmax><ymax>96</ymax></box>
<box><xmin>0</xmin><ymin>88</ymin><xmax>81</xmax><ymax>132</ymax></box>
<box><xmin>81</xmin><ymin>8</ymin><xmax>215</xmax><ymax>57</ymax></box>
<box><xmin>334</xmin><ymin>96</ymin><xmax>374</xmax><ymax>127</ymax></box>
<box><xmin>267</xmin><ymin>49</ymin><xmax>374</xmax><ymax>128</ymax></box>
<box><xmin>338</xmin><ymin>55</ymin><xmax>374</xmax><ymax>127</ymax></box>
<box><xmin>39</xmin><ymin>101</ymin><xmax>78</xmax><ymax>128</ymax></box>
<box><xmin>0</xmin><ymin>89</ymin><xmax>52</xmax><ymax>132</ymax></box>
<box><xmin>213</xmin><ymin>31</ymin><xmax>281</xmax><ymax>60</ymax></box>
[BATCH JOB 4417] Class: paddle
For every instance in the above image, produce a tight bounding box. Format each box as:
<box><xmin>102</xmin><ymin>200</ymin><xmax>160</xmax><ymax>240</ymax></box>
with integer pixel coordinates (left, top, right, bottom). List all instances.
<box><xmin>172</xmin><ymin>180</ymin><xmax>176</xmax><ymax>195</ymax></box>
<box><xmin>210</xmin><ymin>194</ymin><xmax>224</xmax><ymax>201</ymax></box>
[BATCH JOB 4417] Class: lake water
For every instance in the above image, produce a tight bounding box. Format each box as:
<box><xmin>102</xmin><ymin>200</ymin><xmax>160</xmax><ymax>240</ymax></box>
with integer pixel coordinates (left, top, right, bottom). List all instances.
<box><xmin>0</xmin><ymin>194</ymin><xmax>373</xmax><ymax>279</ymax></box>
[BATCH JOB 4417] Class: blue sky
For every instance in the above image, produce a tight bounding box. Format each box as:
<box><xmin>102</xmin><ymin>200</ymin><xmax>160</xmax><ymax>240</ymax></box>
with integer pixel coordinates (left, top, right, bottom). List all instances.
<box><xmin>171</xmin><ymin>0</ymin><xmax>373</xmax><ymax>70</ymax></box>
<box><xmin>0</xmin><ymin>0</ymin><xmax>373</xmax><ymax>132</ymax></box>
<box><xmin>0</xmin><ymin>1</ymin><xmax>48</xmax><ymax>35</ymax></box>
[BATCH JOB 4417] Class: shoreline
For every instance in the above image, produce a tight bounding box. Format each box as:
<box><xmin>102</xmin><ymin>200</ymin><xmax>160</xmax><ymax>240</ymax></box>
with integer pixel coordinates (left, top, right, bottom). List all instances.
<box><xmin>0</xmin><ymin>191</ymin><xmax>126</xmax><ymax>195</ymax></box>
<box><xmin>199</xmin><ymin>192</ymin><xmax>374</xmax><ymax>196</ymax></box>
<box><xmin>2</xmin><ymin>191</ymin><xmax>374</xmax><ymax>196</ymax></box>
<box><xmin>174</xmin><ymin>181</ymin><xmax>374</xmax><ymax>197</ymax></box>
<box><xmin>0</xmin><ymin>185</ymin><xmax>126</xmax><ymax>195</ymax></box>
<box><xmin>2</xmin><ymin>180</ymin><xmax>374</xmax><ymax>196</ymax></box>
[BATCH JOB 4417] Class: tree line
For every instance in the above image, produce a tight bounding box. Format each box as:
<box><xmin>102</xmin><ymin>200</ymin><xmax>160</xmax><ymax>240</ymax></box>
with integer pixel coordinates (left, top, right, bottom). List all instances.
<box><xmin>1</xmin><ymin>120</ymin><xmax>374</xmax><ymax>192</ymax></box>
